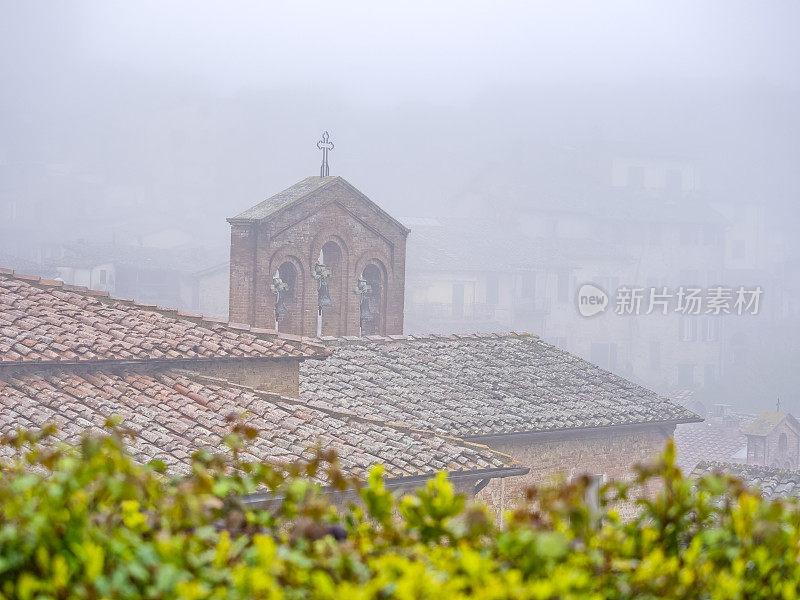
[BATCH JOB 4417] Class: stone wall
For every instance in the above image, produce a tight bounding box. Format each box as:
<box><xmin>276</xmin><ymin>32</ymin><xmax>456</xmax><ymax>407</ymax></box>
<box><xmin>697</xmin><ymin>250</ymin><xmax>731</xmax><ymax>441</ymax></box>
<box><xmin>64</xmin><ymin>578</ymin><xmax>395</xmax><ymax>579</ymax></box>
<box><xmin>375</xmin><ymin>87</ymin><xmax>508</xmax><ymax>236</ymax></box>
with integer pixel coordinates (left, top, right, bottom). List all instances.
<box><xmin>475</xmin><ymin>424</ymin><xmax>675</xmax><ymax>514</ymax></box>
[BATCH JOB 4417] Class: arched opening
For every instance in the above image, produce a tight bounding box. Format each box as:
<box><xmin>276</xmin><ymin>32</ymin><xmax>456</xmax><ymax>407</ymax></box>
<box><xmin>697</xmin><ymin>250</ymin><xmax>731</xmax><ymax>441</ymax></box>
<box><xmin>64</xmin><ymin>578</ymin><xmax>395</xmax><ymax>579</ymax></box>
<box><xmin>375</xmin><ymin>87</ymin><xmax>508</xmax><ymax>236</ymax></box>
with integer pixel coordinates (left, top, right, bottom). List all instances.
<box><xmin>274</xmin><ymin>261</ymin><xmax>299</xmax><ymax>333</ymax></box>
<box><xmin>360</xmin><ymin>263</ymin><xmax>384</xmax><ymax>336</ymax></box>
<box><xmin>779</xmin><ymin>433</ymin><xmax>788</xmax><ymax>456</ymax></box>
<box><xmin>318</xmin><ymin>241</ymin><xmax>344</xmax><ymax>336</ymax></box>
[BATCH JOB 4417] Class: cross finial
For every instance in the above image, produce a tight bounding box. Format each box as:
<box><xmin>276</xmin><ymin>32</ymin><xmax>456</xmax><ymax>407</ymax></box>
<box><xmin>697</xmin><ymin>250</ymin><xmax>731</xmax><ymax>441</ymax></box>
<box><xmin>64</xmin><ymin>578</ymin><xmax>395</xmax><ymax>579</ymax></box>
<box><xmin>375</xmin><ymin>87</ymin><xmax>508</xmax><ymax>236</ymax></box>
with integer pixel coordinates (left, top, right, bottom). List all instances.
<box><xmin>317</xmin><ymin>131</ymin><xmax>334</xmax><ymax>177</ymax></box>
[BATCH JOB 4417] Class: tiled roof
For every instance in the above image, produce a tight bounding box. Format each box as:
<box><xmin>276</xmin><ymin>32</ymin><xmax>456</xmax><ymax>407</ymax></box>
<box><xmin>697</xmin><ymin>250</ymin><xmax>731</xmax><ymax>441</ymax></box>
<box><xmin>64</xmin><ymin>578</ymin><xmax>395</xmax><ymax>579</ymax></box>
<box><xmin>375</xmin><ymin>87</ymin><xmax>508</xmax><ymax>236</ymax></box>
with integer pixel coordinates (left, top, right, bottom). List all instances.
<box><xmin>0</xmin><ymin>269</ymin><xmax>327</xmax><ymax>364</ymax></box>
<box><xmin>228</xmin><ymin>176</ymin><xmax>410</xmax><ymax>234</ymax></box>
<box><xmin>229</xmin><ymin>176</ymin><xmax>337</xmax><ymax>222</ymax></box>
<box><xmin>0</xmin><ymin>369</ymin><xmax>516</xmax><ymax>482</ymax></box>
<box><xmin>300</xmin><ymin>334</ymin><xmax>701</xmax><ymax>439</ymax></box>
<box><xmin>744</xmin><ymin>411</ymin><xmax>794</xmax><ymax>436</ymax></box>
<box><xmin>674</xmin><ymin>414</ymin><xmax>754</xmax><ymax>472</ymax></box>
<box><xmin>691</xmin><ymin>461</ymin><xmax>800</xmax><ymax>500</ymax></box>
<box><xmin>0</xmin><ymin>370</ymin><xmax>513</xmax><ymax>477</ymax></box>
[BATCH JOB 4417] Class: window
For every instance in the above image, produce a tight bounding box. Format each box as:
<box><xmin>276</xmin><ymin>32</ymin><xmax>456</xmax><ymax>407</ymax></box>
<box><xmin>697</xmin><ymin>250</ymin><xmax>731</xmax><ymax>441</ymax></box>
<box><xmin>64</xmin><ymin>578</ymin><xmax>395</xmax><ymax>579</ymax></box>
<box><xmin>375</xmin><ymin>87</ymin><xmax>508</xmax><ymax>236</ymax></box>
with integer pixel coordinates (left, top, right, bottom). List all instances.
<box><xmin>679</xmin><ymin>318</ymin><xmax>698</xmax><ymax>342</ymax></box>
<box><xmin>452</xmin><ymin>284</ymin><xmax>465</xmax><ymax>318</ymax></box>
<box><xmin>486</xmin><ymin>273</ymin><xmax>499</xmax><ymax>305</ymax></box>
<box><xmin>98</xmin><ymin>270</ymin><xmax>107</xmax><ymax>285</ymax></box>
<box><xmin>521</xmin><ymin>272</ymin><xmax>536</xmax><ymax>300</ymax></box>
<box><xmin>557</xmin><ymin>271</ymin><xmax>569</xmax><ymax>304</ymax></box>
<box><xmin>680</xmin><ymin>225</ymin><xmax>699</xmax><ymax>246</ymax></box>
<box><xmin>703</xmin><ymin>226</ymin><xmax>719</xmax><ymax>246</ymax></box>
<box><xmin>678</xmin><ymin>363</ymin><xmax>695</xmax><ymax>387</ymax></box>
<box><xmin>702</xmin><ymin>318</ymin><xmax>719</xmax><ymax>342</ymax></box>
<box><xmin>732</xmin><ymin>240</ymin><xmax>746</xmax><ymax>260</ymax></box>
<box><xmin>628</xmin><ymin>165</ymin><xmax>645</xmax><ymax>188</ymax></box>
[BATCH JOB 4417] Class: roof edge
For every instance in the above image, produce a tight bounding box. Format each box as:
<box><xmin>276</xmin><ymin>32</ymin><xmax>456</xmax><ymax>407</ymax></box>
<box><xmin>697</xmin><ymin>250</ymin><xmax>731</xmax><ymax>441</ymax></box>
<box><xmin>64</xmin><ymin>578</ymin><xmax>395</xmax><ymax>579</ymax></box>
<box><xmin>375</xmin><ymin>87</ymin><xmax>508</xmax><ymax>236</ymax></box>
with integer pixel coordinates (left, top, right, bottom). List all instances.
<box><xmin>463</xmin><ymin>415</ymin><xmax>704</xmax><ymax>442</ymax></box>
<box><xmin>227</xmin><ymin>176</ymin><xmax>411</xmax><ymax>236</ymax></box>
<box><xmin>0</xmin><ymin>268</ymin><xmax>329</xmax><ymax>359</ymax></box>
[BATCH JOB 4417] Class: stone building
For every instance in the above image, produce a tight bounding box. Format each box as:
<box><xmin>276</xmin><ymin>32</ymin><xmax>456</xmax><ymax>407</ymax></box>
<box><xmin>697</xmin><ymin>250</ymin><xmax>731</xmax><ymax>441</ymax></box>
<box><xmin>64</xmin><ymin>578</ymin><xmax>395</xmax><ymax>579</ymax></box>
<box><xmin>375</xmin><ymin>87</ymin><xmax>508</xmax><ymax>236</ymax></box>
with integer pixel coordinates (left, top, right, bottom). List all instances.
<box><xmin>299</xmin><ymin>334</ymin><xmax>700</xmax><ymax>510</ymax></box>
<box><xmin>0</xmin><ymin>268</ymin><xmax>524</xmax><ymax>496</ymax></box>
<box><xmin>228</xmin><ymin>177</ymin><xmax>409</xmax><ymax>338</ymax></box>
<box><xmin>744</xmin><ymin>411</ymin><xmax>800</xmax><ymax>470</ymax></box>
<box><xmin>675</xmin><ymin>407</ymin><xmax>800</xmax><ymax>473</ymax></box>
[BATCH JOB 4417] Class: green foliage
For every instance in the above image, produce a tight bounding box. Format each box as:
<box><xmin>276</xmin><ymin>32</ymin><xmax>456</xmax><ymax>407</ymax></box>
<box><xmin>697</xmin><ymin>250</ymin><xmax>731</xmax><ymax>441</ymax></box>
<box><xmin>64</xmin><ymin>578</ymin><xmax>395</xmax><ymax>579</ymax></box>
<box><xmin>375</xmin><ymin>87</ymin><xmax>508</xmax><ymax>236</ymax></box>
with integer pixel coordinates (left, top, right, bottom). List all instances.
<box><xmin>1</xmin><ymin>423</ymin><xmax>799</xmax><ymax>599</ymax></box>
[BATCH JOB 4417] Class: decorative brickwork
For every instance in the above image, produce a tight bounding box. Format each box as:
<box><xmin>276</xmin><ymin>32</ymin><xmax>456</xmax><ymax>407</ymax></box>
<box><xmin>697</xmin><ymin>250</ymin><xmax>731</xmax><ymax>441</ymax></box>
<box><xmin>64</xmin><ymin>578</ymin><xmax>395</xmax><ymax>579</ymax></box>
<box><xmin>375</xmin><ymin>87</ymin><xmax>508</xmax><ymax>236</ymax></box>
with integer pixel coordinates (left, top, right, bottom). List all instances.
<box><xmin>228</xmin><ymin>177</ymin><xmax>409</xmax><ymax>337</ymax></box>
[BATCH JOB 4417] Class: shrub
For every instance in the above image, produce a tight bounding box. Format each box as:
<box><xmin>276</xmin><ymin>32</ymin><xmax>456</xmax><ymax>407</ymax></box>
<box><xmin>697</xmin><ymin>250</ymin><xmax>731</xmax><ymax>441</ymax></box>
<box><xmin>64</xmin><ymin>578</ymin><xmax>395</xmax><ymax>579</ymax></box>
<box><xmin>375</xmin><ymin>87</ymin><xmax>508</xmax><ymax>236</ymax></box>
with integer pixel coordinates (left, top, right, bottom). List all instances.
<box><xmin>0</xmin><ymin>423</ymin><xmax>798</xmax><ymax>599</ymax></box>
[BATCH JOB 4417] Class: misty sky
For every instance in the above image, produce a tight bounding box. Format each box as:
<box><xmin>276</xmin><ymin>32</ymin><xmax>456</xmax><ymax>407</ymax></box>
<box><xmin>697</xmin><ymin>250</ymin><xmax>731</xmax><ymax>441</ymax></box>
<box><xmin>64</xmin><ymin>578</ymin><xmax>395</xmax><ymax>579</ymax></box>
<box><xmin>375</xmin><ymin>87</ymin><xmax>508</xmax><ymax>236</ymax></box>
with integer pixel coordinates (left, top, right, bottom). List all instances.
<box><xmin>1</xmin><ymin>1</ymin><xmax>799</xmax><ymax>235</ymax></box>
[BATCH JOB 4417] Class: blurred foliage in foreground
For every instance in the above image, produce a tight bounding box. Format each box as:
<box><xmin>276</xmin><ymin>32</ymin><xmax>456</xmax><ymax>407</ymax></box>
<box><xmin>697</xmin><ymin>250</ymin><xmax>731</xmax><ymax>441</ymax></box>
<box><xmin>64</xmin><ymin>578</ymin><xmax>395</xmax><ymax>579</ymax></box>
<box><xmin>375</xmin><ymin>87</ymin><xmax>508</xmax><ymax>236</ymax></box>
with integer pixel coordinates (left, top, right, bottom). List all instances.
<box><xmin>1</xmin><ymin>421</ymin><xmax>799</xmax><ymax>599</ymax></box>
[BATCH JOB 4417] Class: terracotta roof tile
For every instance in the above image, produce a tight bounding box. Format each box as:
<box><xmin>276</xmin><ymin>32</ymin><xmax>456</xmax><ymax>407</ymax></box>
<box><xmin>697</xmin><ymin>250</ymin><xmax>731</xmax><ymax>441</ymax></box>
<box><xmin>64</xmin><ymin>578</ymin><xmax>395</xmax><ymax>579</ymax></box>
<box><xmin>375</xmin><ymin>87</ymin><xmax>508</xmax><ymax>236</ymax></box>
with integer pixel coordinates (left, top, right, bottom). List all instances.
<box><xmin>0</xmin><ymin>271</ymin><xmax>328</xmax><ymax>364</ymax></box>
<box><xmin>0</xmin><ymin>369</ymin><xmax>515</xmax><ymax>483</ymax></box>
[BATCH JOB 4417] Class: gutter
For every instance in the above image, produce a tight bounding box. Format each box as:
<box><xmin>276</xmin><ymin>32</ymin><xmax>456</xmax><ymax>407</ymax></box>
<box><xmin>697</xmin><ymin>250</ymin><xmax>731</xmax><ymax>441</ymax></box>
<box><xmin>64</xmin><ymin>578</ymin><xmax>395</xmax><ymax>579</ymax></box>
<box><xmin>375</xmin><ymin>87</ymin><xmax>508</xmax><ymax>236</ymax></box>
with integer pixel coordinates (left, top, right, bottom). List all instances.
<box><xmin>241</xmin><ymin>465</ymin><xmax>530</xmax><ymax>509</ymax></box>
<box><xmin>462</xmin><ymin>416</ymin><xmax>704</xmax><ymax>445</ymax></box>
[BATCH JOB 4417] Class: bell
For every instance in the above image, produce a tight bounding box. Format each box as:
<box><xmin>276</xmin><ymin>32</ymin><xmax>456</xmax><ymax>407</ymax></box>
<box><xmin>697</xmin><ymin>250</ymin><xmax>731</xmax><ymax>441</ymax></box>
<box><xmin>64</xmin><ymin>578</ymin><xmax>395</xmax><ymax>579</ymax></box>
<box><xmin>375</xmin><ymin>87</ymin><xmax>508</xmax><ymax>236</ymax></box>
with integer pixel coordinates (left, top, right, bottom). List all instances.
<box><xmin>359</xmin><ymin>296</ymin><xmax>373</xmax><ymax>320</ymax></box>
<box><xmin>275</xmin><ymin>296</ymin><xmax>288</xmax><ymax>317</ymax></box>
<box><xmin>318</xmin><ymin>280</ymin><xmax>334</xmax><ymax>309</ymax></box>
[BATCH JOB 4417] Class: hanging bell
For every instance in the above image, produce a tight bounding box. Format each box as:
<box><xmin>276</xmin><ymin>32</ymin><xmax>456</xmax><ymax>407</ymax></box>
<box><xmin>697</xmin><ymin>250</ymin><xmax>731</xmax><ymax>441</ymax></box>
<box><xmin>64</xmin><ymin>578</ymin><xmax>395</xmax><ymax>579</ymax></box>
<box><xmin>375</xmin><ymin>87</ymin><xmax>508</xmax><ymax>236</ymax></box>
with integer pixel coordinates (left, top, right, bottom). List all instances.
<box><xmin>359</xmin><ymin>296</ymin><xmax>373</xmax><ymax>320</ymax></box>
<box><xmin>318</xmin><ymin>280</ymin><xmax>334</xmax><ymax>309</ymax></box>
<box><xmin>275</xmin><ymin>295</ymin><xmax>289</xmax><ymax>317</ymax></box>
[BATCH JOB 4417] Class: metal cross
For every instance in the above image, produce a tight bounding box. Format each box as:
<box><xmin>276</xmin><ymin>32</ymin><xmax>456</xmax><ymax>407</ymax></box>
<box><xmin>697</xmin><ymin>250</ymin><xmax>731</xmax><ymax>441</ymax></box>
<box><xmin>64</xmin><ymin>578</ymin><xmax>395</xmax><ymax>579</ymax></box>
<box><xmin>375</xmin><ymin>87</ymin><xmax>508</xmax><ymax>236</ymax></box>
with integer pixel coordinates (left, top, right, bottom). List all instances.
<box><xmin>317</xmin><ymin>131</ymin><xmax>334</xmax><ymax>177</ymax></box>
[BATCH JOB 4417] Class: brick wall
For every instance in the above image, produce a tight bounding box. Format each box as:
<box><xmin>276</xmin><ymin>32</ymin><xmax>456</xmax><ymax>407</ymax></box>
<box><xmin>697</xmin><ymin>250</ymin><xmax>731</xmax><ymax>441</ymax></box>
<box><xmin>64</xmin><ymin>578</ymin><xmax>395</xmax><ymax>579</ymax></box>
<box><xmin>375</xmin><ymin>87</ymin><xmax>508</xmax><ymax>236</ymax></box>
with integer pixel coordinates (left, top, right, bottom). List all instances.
<box><xmin>229</xmin><ymin>179</ymin><xmax>408</xmax><ymax>337</ymax></box>
<box><xmin>475</xmin><ymin>424</ymin><xmax>674</xmax><ymax>514</ymax></box>
<box><xmin>185</xmin><ymin>358</ymin><xmax>303</xmax><ymax>398</ymax></box>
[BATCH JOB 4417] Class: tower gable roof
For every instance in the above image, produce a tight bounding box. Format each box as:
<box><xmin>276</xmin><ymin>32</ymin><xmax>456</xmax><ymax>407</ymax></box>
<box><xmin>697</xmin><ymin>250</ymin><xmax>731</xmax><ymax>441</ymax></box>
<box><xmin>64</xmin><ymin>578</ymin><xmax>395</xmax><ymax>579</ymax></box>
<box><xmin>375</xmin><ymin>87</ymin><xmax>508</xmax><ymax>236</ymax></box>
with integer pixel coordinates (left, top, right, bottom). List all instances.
<box><xmin>227</xmin><ymin>176</ymin><xmax>410</xmax><ymax>235</ymax></box>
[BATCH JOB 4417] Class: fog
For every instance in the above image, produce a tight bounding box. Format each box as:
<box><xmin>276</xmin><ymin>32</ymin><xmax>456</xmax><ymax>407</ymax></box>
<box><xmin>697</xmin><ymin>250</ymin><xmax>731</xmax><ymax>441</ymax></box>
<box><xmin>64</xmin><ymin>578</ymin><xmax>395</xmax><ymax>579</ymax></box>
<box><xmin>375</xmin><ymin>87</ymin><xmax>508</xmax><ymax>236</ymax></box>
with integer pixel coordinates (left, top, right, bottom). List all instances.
<box><xmin>1</xmin><ymin>1</ymin><xmax>799</xmax><ymax>415</ymax></box>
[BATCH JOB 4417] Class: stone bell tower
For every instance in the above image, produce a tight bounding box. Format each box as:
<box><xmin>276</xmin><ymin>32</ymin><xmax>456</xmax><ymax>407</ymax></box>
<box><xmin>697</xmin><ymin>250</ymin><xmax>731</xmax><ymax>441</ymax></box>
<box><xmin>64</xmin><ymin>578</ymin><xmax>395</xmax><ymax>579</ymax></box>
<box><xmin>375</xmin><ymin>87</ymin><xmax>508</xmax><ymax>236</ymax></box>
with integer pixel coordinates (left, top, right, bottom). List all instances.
<box><xmin>227</xmin><ymin>142</ymin><xmax>409</xmax><ymax>338</ymax></box>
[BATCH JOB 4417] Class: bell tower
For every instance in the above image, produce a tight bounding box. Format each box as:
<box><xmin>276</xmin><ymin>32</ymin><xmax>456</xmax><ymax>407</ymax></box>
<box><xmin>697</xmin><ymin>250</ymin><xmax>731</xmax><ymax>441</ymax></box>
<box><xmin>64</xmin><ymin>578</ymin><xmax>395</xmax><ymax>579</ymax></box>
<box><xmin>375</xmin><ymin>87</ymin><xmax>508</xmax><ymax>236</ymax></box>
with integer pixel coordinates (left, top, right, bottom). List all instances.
<box><xmin>227</xmin><ymin>142</ymin><xmax>409</xmax><ymax>338</ymax></box>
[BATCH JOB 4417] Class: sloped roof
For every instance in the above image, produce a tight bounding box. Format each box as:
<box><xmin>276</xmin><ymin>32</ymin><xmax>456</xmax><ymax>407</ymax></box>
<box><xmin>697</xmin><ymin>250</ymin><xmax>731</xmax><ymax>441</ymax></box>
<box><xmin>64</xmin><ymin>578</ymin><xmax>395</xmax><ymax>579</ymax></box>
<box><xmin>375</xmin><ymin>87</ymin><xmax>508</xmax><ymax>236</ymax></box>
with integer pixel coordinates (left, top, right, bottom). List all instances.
<box><xmin>692</xmin><ymin>461</ymin><xmax>800</xmax><ymax>500</ymax></box>
<box><xmin>0</xmin><ymin>369</ymin><xmax>520</xmax><ymax>483</ymax></box>
<box><xmin>300</xmin><ymin>333</ymin><xmax>701</xmax><ymax>439</ymax></box>
<box><xmin>227</xmin><ymin>176</ymin><xmax>410</xmax><ymax>234</ymax></box>
<box><xmin>744</xmin><ymin>411</ymin><xmax>796</xmax><ymax>437</ymax></box>
<box><xmin>0</xmin><ymin>269</ymin><xmax>327</xmax><ymax>364</ymax></box>
<box><xmin>674</xmin><ymin>414</ymin><xmax>755</xmax><ymax>472</ymax></box>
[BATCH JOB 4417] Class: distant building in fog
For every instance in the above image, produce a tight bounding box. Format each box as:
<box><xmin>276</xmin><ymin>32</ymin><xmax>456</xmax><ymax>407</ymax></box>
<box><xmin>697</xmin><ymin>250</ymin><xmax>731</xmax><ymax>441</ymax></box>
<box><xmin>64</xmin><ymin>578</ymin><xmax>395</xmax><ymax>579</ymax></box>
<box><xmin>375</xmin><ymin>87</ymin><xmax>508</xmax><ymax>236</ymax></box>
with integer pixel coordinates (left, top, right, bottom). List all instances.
<box><xmin>404</xmin><ymin>150</ymin><xmax>727</xmax><ymax>395</ymax></box>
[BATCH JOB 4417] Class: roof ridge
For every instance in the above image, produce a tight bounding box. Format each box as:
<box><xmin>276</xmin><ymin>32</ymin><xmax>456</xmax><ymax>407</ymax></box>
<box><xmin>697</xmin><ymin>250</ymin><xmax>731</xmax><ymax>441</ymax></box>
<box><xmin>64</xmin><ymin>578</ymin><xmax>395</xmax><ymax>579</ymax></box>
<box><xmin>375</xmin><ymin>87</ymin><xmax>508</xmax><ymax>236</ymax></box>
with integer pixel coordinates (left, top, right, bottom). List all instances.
<box><xmin>0</xmin><ymin>268</ymin><xmax>329</xmax><ymax>356</ymax></box>
<box><xmin>318</xmin><ymin>331</ymin><xmax>542</xmax><ymax>347</ymax></box>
